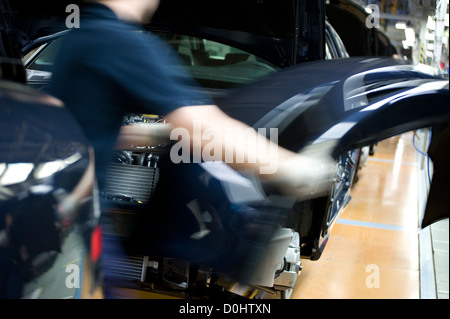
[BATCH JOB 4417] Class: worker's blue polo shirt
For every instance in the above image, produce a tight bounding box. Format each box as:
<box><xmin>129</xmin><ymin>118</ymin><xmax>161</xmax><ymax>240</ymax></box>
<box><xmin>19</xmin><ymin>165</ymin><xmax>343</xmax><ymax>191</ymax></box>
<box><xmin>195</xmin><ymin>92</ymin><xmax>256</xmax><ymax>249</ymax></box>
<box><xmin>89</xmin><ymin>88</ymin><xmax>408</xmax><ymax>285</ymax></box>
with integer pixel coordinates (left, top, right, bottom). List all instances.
<box><xmin>50</xmin><ymin>3</ymin><xmax>212</xmax><ymax>189</ymax></box>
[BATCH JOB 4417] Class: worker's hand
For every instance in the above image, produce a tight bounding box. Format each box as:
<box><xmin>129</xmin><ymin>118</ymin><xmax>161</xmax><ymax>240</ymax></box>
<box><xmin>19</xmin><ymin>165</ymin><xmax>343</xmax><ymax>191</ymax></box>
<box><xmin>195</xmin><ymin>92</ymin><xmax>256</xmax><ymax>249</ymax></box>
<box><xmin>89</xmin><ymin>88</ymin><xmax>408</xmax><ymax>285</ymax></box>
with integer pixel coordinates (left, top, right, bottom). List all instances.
<box><xmin>55</xmin><ymin>192</ymin><xmax>79</xmax><ymax>226</ymax></box>
<box><xmin>115</xmin><ymin>123</ymin><xmax>173</xmax><ymax>150</ymax></box>
<box><xmin>263</xmin><ymin>140</ymin><xmax>337</xmax><ymax>201</ymax></box>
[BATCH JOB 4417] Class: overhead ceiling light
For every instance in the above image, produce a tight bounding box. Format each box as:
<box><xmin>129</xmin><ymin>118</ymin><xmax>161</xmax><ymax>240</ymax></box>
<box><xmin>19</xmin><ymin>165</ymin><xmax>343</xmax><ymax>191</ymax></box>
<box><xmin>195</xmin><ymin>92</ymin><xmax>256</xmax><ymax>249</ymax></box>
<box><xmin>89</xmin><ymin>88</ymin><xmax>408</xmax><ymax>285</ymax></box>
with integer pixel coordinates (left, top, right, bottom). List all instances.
<box><xmin>0</xmin><ymin>163</ymin><xmax>34</xmax><ymax>186</ymax></box>
<box><xmin>395</xmin><ymin>22</ymin><xmax>407</xmax><ymax>29</ymax></box>
<box><xmin>34</xmin><ymin>160</ymin><xmax>65</xmax><ymax>180</ymax></box>
<box><xmin>427</xmin><ymin>16</ymin><xmax>436</xmax><ymax>30</ymax></box>
<box><xmin>402</xmin><ymin>27</ymin><xmax>416</xmax><ymax>48</ymax></box>
<box><xmin>405</xmin><ymin>28</ymin><xmax>416</xmax><ymax>42</ymax></box>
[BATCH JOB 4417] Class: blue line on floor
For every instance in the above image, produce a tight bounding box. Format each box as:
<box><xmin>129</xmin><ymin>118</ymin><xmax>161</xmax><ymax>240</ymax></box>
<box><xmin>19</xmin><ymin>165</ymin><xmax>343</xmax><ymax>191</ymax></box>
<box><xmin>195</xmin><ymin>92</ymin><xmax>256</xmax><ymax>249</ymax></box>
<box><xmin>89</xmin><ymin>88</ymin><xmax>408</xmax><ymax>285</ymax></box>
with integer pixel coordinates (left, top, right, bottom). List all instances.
<box><xmin>337</xmin><ymin>218</ymin><xmax>410</xmax><ymax>232</ymax></box>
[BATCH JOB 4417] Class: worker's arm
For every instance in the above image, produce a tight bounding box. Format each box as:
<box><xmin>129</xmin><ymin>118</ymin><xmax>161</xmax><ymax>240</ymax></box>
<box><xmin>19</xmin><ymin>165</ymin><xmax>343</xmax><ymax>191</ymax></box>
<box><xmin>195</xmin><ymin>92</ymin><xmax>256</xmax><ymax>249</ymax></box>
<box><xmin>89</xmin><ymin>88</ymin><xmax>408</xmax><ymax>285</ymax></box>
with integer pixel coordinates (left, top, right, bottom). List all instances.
<box><xmin>115</xmin><ymin>122</ymin><xmax>173</xmax><ymax>150</ymax></box>
<box><xmin>116</xmin><ymin>105</ymin><xmax>336</xmax><ymax>200</ymax></box>
<box><xmin>165</xmin><ymin>105</ymin><xmax>296</xmax><ymax>173</ymax></box>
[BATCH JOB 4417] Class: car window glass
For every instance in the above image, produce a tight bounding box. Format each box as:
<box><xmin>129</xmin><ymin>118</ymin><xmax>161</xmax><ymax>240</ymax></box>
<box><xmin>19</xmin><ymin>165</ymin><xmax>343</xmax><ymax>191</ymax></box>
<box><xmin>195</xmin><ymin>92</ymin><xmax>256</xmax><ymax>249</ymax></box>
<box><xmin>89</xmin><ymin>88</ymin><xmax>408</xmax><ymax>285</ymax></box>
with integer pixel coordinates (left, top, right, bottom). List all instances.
<box><xmin>155</xmin><ymin>32</ymin><xmax>279</xmax><ymax>88</ymax></box>
<box><xmin>26</xmin><ymin>39</ymin><xmax>63</xmax><ymax>72</ymax></box>
<box><xmin>25</xmin><ymin>33</ymin><xmax>279</xmax><ymax>89</ymax></box>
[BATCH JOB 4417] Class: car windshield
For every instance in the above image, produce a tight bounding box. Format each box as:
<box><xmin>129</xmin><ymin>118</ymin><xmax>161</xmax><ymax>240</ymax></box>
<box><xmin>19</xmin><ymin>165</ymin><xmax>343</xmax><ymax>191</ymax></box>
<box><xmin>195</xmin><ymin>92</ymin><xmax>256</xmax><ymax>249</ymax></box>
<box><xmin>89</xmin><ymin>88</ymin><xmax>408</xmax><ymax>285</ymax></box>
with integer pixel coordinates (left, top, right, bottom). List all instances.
<box><xmin>26</xmin><ymin>31</ymin><xmax>279</xmax><ymax>89</ymax></box>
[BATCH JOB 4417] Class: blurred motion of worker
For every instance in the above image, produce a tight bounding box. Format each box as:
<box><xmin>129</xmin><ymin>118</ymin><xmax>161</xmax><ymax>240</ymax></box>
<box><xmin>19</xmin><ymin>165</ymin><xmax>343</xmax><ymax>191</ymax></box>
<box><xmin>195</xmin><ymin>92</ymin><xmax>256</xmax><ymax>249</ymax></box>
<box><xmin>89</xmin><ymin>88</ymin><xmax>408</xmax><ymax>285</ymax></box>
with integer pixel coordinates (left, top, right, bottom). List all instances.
<box><xmin>50</xmin><ymin>0</ymin><xmax>336</xmax><ymax>298</ymax></box>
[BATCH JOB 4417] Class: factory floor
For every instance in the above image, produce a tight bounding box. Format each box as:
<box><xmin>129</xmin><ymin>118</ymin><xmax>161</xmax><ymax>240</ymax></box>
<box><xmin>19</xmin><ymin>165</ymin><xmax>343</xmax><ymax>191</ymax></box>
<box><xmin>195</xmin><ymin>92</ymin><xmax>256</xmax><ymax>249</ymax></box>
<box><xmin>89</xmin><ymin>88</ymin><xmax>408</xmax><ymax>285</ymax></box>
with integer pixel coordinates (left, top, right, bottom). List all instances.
<box><xmin>291</xmin><ymin>131</ymin><xmax>449</xmax><ymax>299</ymax></box>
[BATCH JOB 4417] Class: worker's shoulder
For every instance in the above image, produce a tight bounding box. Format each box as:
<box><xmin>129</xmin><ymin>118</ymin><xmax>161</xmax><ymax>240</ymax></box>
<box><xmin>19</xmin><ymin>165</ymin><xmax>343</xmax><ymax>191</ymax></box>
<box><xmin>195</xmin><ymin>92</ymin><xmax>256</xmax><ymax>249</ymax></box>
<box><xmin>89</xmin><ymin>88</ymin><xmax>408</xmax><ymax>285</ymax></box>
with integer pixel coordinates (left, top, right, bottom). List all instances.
<box><xmin>67</xmin><ymin>19</ymin><xmax>143</xmax><ymax>48</ymax></box>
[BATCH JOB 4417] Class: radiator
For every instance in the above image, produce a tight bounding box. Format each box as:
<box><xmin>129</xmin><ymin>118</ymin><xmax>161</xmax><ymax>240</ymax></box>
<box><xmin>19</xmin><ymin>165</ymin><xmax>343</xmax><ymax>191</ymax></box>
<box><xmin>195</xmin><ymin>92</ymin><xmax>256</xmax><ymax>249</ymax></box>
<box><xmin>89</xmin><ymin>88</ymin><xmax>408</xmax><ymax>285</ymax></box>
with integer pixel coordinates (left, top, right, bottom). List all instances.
<box><xmin>104</xmin><ymin>163</ymin><xmax>159</xmax><ymax>204</ymax></box>
<box><xmin>108</xmin><ymin>255</ymin><xmax>146</xmax><ymax>281</ymax></box>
